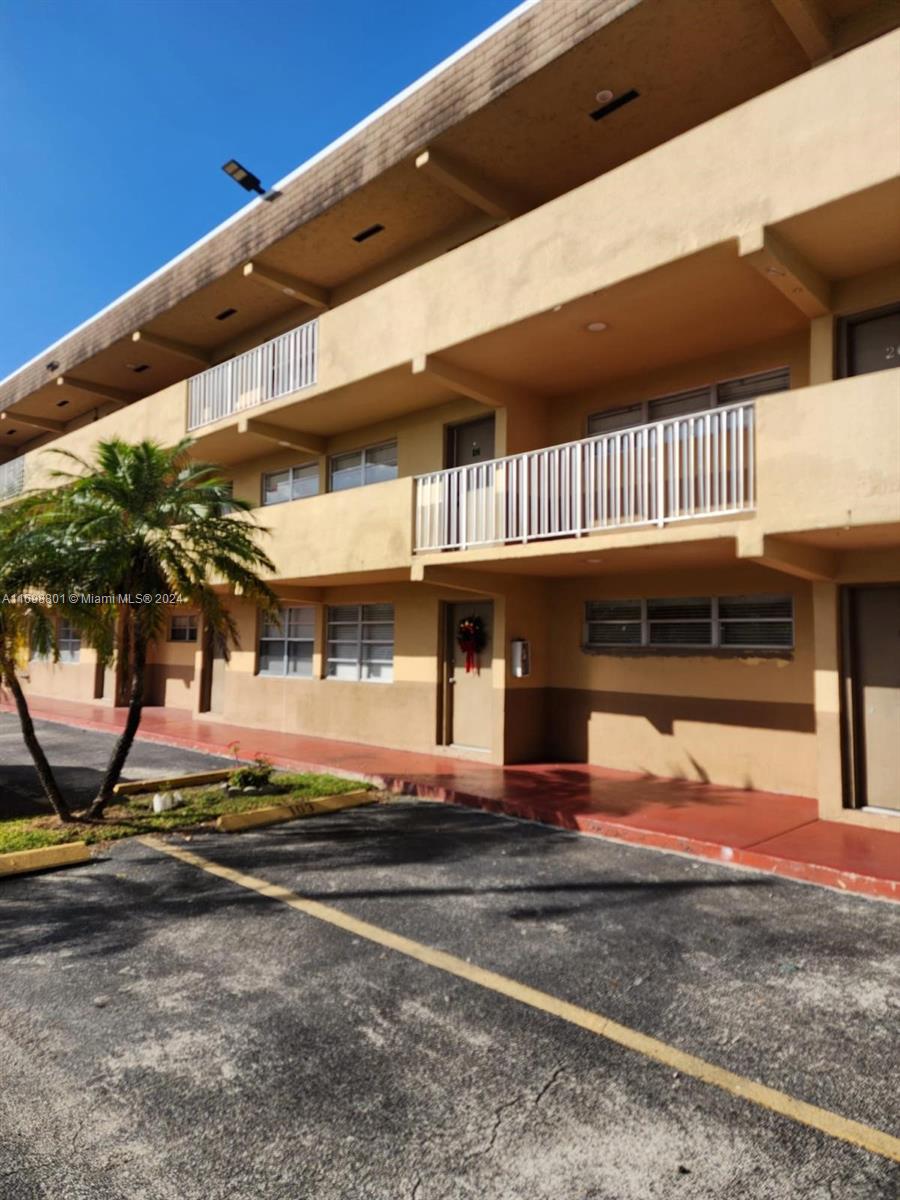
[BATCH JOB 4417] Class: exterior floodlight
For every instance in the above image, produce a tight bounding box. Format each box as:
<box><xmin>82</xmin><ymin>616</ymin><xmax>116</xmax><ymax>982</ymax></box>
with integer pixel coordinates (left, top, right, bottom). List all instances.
<box><xmin>222</xmin><ymin>159</ymin><xmax>266</xmax><ymax>196</ymax></box>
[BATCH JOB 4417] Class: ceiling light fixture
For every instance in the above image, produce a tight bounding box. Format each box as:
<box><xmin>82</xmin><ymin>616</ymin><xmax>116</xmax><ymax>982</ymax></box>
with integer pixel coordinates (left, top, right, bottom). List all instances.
<box><xmin>595</xmin><ymin>89</ymin><xmax>614</xmax><ymax>105</ymax></box>
<box><xmin>585</xmin><ymin>321</ymin><xmax>608</xmax><ymax>332</ymax></box>
<box><xmin>590</xmin><ymin>88</ymin><xmax>640</xmax><ymax>121</ymax></box>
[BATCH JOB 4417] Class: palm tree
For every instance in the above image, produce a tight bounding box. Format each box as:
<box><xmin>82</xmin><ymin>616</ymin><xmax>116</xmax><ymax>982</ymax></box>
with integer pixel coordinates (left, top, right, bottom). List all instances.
<box><xmin>0</xmin><ymin>499</ymin><xmax>73</xmax><ymax>821</ymax></box>
<box><xmin>42</xmin><ymin>438</ymin><xmax>278</xmax><ymax>818</ymax></box>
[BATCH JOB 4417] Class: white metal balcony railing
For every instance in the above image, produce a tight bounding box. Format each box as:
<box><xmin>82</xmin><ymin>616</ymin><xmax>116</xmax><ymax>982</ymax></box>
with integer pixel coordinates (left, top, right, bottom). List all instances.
<box><xmin>187</xmin><ymin>318</ymin><xmax>318</xmax><ymax>432</ymax></box>
<box><xmin>414</xmin><ymin>402</ymin><xmax>756</xmax><ymax>552</ymax></box>
<box><xmin>0</xmin><ymin>455</ymin><xmax>25</xmax><ymax>502</ymax></box>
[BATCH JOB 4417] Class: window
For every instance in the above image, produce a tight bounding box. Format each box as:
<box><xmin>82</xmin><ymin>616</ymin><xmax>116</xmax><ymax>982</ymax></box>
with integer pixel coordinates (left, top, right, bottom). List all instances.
<box><xmin>588</xmin><ymin>367</ymin><xmax>790</xmax><ymax>436</ymax></box>
<box><xmin>329</xmin><ymin>441</ymin><xmax>397</xmax><ymax>492</ymax></box>
<box><xmin>169</xmin><ymin>614</ymin><xmax>198</xmax><ymax>643</ymax></box>
<box><xmin>584</xmin><ymin>595</ymin><xmax>793</xmax><ymax>651</ymax></box>
<box><xmin>258</xmin><ymin>606</ymin><xmax>315</xmax><ymax>677</ymax></box>
<box><xmin>262</xmin><ymin>462</ymin><xmax>319</xmax><ymax>506</ymax></box>
<box><xmin>57</xmin><ymin>618</ymin><xmax>81</xmax><ymax>663</ymax></box>
<box><xmin>326</xmin><ymin>603</ymin><xmax>394</xmax><ymax>682</ymax></box>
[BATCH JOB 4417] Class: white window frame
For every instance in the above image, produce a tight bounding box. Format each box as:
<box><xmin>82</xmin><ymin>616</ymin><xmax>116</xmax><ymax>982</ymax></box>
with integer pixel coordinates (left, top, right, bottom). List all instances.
<box><xmin>326</xmin><ymin>604</ymin><xmax>394</xmax><ymax>683</ymax></box>
<box><xmin>57</xmin><ymin>617</ymin><xmax>81</xmax><ymax>663</ymax></box>
<box><xmin>257</xmin><ymin>605</ymin><xmax>316</xmax><ymax>678</ymax></box>
<box><xmin>261</xmin><ymin>462</ymin><xmax>319</xmax><ymax>507</ymax></box>
<box><xmin>169</xmin><ymin>614</ymin><xmax>198</xmax><ymax>643</ymax></box>
<box><xmin>587</xmin><ymin>367</ymin><xmax>790</xmax><ymax>437</ymax></box>
<box><xmin>584</xmin><ymin>595</ymin><xmax>794</xmax><ymax>652</ymax></box>
<box><xmin>328</xmin><ymin>440</ymin><xmax>398</xmax><ymax>493</ymax></box>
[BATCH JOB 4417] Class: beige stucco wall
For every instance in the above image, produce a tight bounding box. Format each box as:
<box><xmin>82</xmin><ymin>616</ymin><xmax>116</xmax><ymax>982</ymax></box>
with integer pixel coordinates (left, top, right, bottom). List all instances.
<box><xmin>23</xmin><ymin>382</ymin><xmax>188</xmax><ymax>491</ymax></box>
<box><xmin>309</xmin><ymin>33</ymin><xmax>899</xmax><ymax>395</ymax></box>
<box><xmin>542</xmin><ymin>566</ymin><xmax>816</xmax><ymax>797</ymax></box>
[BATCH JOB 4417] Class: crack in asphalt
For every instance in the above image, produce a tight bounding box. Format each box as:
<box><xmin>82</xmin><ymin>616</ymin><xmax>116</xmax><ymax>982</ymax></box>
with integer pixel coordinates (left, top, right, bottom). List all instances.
<box><xmin>464</xmin><ymin>1063</ymin><xmax>569</xmax><ymax>1163</ymax></box>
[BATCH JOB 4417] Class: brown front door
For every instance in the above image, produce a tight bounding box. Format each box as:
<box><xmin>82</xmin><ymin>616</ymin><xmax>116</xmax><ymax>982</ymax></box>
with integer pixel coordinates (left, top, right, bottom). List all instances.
<box><xmin>446</xmin><ymin>601</ymin><xmax>493</xmax><ymax>752</ymax></box>
<box><xmin>447</xmin><ymin>416</ymin><xmax>495</xmax><ymax>468</ymax></box>
<box><xmin>837</xmin><ymin>302</ymin><xmax>900</xmax><ymax>378</ymax></box>
<box><xmin>200</xmin><ymin>628</ymin><xmax>226</xmax><ymax>715</ymax></box>
<box><xmin>843</xmin><ymin>585</ymin><xmax>900</xmax><ymax>812</ymax></box>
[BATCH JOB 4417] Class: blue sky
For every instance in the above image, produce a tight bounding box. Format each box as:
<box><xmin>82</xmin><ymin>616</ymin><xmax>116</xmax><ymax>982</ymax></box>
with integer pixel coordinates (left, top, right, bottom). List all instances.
<box><xmin>0</xmin><ymin>0</ymin><xmax>519</xmax><ymax>379</ymax></box>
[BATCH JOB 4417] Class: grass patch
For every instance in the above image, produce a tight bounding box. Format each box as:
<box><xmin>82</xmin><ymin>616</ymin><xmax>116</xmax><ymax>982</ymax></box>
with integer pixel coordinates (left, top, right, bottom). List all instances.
<box><xmin>0</xmin><ymin>772</ymin><xmax>373</xmax><ymax>855</ymax></box>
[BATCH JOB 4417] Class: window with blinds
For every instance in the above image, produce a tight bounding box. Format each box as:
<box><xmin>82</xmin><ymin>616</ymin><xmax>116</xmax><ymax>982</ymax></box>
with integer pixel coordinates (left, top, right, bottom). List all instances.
<box><xmin>326</xmin><ymin>603</ymin><xmax>394</xmax><ymax>682</ymax></box>
<box><xmin>588</xmin><ymin>366</ymin><xmax>789</xmax><ymax>436</ymax></box>
<box><xmin>584</xmin><ymin>595</ymin><xmax>793</xmax><ymax>651</ymax></box>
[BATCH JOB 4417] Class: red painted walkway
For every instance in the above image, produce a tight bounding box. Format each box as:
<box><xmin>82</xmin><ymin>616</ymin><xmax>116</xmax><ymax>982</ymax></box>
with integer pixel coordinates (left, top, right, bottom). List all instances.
<box><xmin>4</xmin><ymin>695</ymin><xmax>899</xmax><ymax>901</ymax></box>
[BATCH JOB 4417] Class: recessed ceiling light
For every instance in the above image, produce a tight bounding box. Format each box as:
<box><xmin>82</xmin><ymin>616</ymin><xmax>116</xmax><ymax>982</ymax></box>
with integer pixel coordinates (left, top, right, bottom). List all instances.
<box><xmin>595</xmin><ymin>89</ymin><xmax>614</xmax><ymax>105</ymax></box>
<box><xmin>585</xmin><ymin>321</ymin><xmax>608</xmax><ymax>333</ymax></box>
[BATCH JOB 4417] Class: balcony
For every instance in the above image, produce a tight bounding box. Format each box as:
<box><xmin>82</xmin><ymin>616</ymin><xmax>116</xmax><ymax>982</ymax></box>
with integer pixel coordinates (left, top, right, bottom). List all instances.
<box><xmin>0</xmin><ymin>456</ymin><xmax>24</xmax><ymax>501</ymax></box>
<box><xmin>187</xmin><ymin>319</ymin><xmax>318</xmax><ymax>432</ymax></box>
<box><xmin>414</xmin><ymin>403</ymin><xmax>755</xmax><ymax>553</ymax></box>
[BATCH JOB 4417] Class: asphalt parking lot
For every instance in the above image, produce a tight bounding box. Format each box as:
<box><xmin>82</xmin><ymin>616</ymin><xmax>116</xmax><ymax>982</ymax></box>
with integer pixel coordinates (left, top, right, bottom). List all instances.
<box><xmin>1</xmin><ymin>794</ymin><xmax>898</xmax><ymax>1200</ymax></box>
<box><xmin>0</xmin><ymin>714</ymin><xmax>234</xmax><ymax>816</ymax></box>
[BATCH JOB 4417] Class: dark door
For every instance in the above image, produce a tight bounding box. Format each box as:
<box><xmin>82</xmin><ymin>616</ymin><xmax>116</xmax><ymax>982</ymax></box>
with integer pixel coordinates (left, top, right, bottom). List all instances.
<box><xmin>447</xmin><ymin>416</ymin><xmax>495</xmax><ymax>468</ymax></box>
<box><xmin>837</xmin><ymin>302</ymin><xmax>900</xmax><ymax>377</ymax></box>
<box><xmin>843</xmin><ymin>585</ymin><xmax>900</xmax><ymax>812</ymax></box>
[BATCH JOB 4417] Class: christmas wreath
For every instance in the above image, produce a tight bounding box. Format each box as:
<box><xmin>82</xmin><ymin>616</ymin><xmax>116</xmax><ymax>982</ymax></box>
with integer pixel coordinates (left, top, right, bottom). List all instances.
<box><xmin>456</xmin><ymin>614</ymin><xmax>487</xmax><ymax>674</ymax></box>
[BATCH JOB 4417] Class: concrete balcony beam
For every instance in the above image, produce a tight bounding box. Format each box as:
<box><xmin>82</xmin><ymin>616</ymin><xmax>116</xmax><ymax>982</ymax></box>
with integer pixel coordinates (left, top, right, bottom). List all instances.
<box><xmin>0</xmin><ymin>411</ymin><xmax>67</xmax><ymax>434</ymax></box>
<box><xmin>739</xmin><ymin>227</ymin><xmax>831</xmax><ymax>319</ymax></box>
<box><xmin>236</xmin><ymin>416</ymin><xmax>325</xmax><ymax>456</ymax></box>
<box><xmin>411</xmin><ymin>354</ymin><xmax>539</xmax><ymax>410</ymax></box>
<box><xmin>770</xmin><ymin>0</ymin><xmax>832</xmax><ymax>62</ymax></box>
<box><xmin>55</xmin><ymin>377</ymin><xmax>134</xmax><ymax>408</ymax></box>
<box><xmin>131</xmin><ymin>330</ymin><xmax>211</xmax><ymax>366</ymax></box>
<box><xmin>414</xmin><ymin>147</ymin><xmax>526</xmax><ymax>222</ymax></box>
<box><xmin>738</xmin><ymin>532</ymin><xmax>837</xmax><ymax>581</ymax></box>
<box><xmin>242</xmin><ymin>262</ymin><xmax>330</xmax><ymax>310</ymax></box>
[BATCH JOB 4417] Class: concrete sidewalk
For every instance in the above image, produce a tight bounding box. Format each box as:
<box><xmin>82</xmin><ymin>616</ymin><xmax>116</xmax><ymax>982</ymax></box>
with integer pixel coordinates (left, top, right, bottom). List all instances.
<box><xmin>3</xmin><ymin>694</ymin><xmax>899</xmax><ymax>901</ymax></box>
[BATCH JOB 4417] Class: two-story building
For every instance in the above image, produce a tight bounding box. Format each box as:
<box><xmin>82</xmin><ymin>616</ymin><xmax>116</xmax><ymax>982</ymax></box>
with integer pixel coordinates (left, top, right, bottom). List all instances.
<box><xmin>2</xmin><ymin>0</ymin><xmax>899</xmax><ymax>830</ymax></box>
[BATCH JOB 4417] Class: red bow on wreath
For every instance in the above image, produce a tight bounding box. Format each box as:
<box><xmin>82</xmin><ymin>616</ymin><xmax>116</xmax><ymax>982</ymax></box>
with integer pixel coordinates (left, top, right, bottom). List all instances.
<box><xmin>456</xmin><ymin>615</ymin><xmax>487</xmax><ymax>674</ymax></box>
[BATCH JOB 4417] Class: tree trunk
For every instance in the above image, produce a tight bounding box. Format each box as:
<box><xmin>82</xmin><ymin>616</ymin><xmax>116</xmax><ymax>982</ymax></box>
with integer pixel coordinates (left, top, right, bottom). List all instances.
<box><xmin>87</xmin><ymin>631</ymin><xmax>147</xmax><ymax>818</ymax></box>
<box><xmin>0</xmin><ymin>657</ymin><xmax>71</xmax><ymax>822</ymax></box>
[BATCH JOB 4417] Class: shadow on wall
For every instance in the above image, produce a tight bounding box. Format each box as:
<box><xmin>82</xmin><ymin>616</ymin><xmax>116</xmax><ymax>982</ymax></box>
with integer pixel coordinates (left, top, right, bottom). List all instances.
<box><xmin>545</xmin><ymin>687</ymin><xmax>815</xmax><ymax>762</ymax></box>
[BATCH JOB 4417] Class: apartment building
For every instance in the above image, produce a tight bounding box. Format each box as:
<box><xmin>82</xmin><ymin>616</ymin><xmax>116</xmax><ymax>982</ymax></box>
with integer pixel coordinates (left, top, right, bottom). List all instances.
<box><xmin>2</xmin><ymin>0</ymin><xmax>899</xmax><ymax>829</ymax></box>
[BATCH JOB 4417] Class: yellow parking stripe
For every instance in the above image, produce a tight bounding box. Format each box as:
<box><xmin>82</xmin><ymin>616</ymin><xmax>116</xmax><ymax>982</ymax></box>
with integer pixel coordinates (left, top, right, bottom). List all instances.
<box><xmin>141</xmin><ymin>835</ymin><xmax>900</xmax><ymax>1164</ymax></box>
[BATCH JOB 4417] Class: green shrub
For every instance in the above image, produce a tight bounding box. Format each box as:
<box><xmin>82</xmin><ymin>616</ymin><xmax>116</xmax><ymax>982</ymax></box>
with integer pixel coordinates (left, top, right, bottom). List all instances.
<box><xmin>228</xmin><ymin>755</ymin><xmax>274</xmax><ymax>790</ymax></box>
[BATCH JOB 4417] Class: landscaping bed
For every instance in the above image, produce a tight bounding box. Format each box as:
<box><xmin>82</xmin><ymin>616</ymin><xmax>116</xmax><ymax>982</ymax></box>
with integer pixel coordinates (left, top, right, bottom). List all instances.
<box><xmin>0</xmin><ymin>771</ymin><xmax>375</xmax><ymax>855</ymax></box>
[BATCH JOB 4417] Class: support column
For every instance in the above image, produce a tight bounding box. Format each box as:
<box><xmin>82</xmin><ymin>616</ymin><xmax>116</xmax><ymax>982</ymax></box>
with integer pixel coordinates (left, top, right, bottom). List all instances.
<box><xmin>812</xmin><ymin>581</ymin><xmax>844</xmax><ymax>819</ymax></box>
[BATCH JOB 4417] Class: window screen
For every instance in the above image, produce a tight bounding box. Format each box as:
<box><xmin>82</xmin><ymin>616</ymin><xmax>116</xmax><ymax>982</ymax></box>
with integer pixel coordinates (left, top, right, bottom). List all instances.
<box><xmin>258</xmin><ymin>606</ymin><xmax>315</xmax><ymax>677</ymax></box>
<box><xmin>718</xmin><ymin>595</ymin><xmax>793</xmax><ymax>648</ymax></box>
<box><xmin>57</xmin><ymin>618</ymin><xmax>81</xmax><ymax>663</ymax></box>
<box><xmin>262</xmin><ymin>463</ymin><xmax>319</xmax><ymax>506</ymax></box>
<box><xmin>584</xmin><ymin>595</ymin><xmax>793</xmax><ymax>651</ymax></box>
<box><xmin>330</xmin><ymin>442</ymin><xmax>398</xmax><ymax>492</ymax></box>
<box><xmin>170</xmin><ymin>614</ymin><xmax>198</xmax><ymax>643</ymax></box>
<box><xmin>326</xmin><ymin>603</ymin><xmax>394</xmax><ymax>682</ymax></box>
